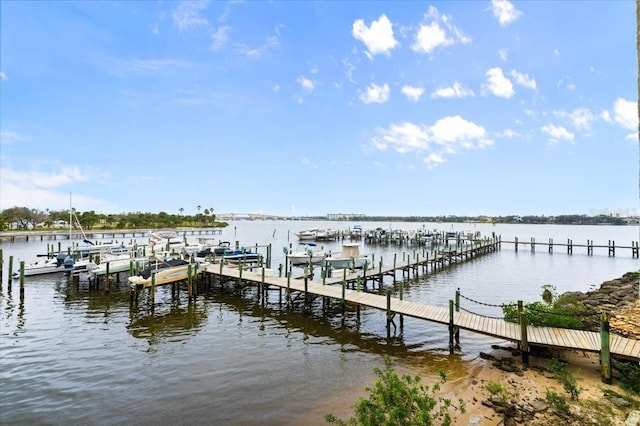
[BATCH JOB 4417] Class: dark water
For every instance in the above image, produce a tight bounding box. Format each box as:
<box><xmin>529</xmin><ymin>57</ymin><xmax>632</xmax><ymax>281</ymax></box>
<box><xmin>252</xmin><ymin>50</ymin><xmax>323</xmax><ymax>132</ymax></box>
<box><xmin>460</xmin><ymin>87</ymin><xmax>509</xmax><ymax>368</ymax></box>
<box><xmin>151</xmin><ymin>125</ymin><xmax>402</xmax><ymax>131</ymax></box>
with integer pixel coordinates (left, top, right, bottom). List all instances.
<box><xmin>1</xmin><ymin>221</ymin><xmax>638</xmax><ymax>425</ymax></box>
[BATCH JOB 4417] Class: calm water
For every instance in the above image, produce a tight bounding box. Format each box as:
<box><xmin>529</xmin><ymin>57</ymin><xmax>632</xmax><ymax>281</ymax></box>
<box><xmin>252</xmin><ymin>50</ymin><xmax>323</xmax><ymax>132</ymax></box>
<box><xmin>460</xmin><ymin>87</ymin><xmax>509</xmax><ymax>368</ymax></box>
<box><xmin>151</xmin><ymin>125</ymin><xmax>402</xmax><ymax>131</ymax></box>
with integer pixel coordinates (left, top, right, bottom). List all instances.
<box><xmin>1</xmin><ymin>221</ymin><xmax>638</xmax><ymax>425</ymax></box>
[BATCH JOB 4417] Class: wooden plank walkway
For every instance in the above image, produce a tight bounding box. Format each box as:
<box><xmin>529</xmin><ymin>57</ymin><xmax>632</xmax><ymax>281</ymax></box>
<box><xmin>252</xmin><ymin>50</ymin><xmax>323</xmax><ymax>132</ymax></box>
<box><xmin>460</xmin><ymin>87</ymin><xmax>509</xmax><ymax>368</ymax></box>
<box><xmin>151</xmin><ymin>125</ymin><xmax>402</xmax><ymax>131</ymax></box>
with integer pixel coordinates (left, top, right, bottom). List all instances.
<box><xmin>203</xmin><ymin>264</ymin><xmax>640</xmax><ymax>361</ymax></box>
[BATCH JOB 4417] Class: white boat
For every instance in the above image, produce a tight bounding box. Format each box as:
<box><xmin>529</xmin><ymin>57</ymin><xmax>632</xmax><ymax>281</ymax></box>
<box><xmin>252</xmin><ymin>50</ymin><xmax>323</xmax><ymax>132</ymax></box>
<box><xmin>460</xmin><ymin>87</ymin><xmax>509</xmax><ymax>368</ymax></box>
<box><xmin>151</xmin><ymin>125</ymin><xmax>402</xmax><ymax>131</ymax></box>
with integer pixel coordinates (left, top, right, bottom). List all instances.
<box><xmin>128</xmin><ymin>258</ymin><xmax>202</xmax><ymax>287</ymax></box>
<box><xmin>12</xmin><ymin>253</ymin><xmax>97</xmax><ymax>279</ymax></box>
<box><xmin>11</xmin><ymin>253</ymin><xmax>67</xmax><ymax>278</ymax></box>
<box><xmin>315</xmin><ymin>228</ymin><xmax>338</xmax><ymax>241</ymax></box>
<box><xmin>148</xmin><ymin>230</ymin><xmax>204</xmax><ymax>256</ymax></box>
<box><xmin>324</xmin><ymin>243</ymin><xmax>371</xmax><ymax>275</ymax></box>
<box><xmin>286</xmin><ymin>243</ymin><xmax>328</xmax><ymax>266</ymax></box>
<box><xmin>89</xmin><ymin>252</ymin><xmax>138</xmax><ymax>278</ymax></box>
<box><xmin>295</xmin><ymin>228</ymin><xmax>318</xmax><ymax>240</ymax></box>
<box><xmin>349</xmin><ymin>225</ymin><xmax>363</xmax><ymax>239</ymax></box>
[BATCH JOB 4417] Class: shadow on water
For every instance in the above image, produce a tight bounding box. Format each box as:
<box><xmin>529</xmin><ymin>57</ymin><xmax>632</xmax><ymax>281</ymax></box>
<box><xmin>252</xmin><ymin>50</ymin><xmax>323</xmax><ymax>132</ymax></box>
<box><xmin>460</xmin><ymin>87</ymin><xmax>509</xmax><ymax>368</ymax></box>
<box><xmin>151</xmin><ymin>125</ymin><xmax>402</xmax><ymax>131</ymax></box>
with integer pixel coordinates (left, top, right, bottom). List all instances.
<box><xmin>45</xmin><ymin>271</ymin><xmax>462</xmax><ymax>364</ymax></box>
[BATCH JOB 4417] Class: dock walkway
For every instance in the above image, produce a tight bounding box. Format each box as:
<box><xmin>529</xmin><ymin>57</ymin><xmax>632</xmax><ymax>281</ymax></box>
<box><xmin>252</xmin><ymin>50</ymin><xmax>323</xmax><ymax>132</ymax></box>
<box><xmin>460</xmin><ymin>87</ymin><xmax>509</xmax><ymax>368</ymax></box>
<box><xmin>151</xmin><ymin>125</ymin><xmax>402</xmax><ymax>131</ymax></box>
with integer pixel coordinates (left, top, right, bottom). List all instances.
<box><xmin>202</xmin><ymin>264</ymin><xmax>639</xmax><ymax>363</ymax></box>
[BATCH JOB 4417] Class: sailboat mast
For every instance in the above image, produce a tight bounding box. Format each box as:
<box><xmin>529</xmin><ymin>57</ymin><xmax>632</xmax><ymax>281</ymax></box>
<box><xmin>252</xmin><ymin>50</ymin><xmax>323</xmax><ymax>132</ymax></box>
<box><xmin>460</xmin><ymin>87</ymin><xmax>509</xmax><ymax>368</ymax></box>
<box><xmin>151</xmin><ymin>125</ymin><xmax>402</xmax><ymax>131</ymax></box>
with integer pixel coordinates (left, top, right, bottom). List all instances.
<box><xmin>69</xmin><ymin>192</ymin><xmax>72</xmax><ymax>240</ymax></box>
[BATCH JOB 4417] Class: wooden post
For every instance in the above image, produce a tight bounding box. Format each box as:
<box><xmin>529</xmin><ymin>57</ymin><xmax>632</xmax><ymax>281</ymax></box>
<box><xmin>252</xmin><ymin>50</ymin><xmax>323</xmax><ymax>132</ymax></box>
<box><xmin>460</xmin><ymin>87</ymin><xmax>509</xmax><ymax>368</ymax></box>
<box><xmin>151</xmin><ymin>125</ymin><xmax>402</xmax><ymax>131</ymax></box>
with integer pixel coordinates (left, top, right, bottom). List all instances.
<box><xmin>341</xmin><ymin>280</ymin><xmax>346</xmax><ymax>314</ymax></box>
<box><xmin>518</xmin><ymin>300</ymin><xmax>529</xmax><ymax>366</ymax></box>
<box><xmin>304</xmin><ymin>276</ymin><xmax>309</xmax><ymax>311</ymax></box>
<box><xmin>187</xmin><ymin>264</ymin><xmax>193</xmax><ymax>299</ymax></box>
<box><xmin>548</xmin><ymin>238</ymin><xmax>553</xmax><ymax>253</ymax></box>
<box><xmin>151</xmin><ymin>273</ymin><xmax>156</xmax><ymax>306</ymax></box>
<box><xmin>8</xmin><ymin>256</ymin><xmax>14</xmax><ymax>285</ymax></box>
<box><xmin>448</xmin><ymin>299</ymin><xmax>454</xmax><ymax>354</ymax></box>
<box><xmin>514</xmin><ymin>236</ymin><xmax>518</xmax><ymax>252</ymax></box>
<box><xmin>19</xmin><ymin>261</ymin><xmax>25</xmax><ymax>297</ymax></box>
<box><xmin>0</xmin><ymin>249</ymin><xmax>3</xmax><ymax>285</ymax></box>
<box><xmin>455</xmin><ymin>288</ymin><xmax>460</xmax><ymax>347</ymax></box>
<box><xmin>105</xmin><ymin>261</ymin><xmax>110</xmax><ymax>292</ymax></box>
<box><xmin>600</xmin><ymin>310</ymin><xmax>611</xmax><ymax>384</ymax></box>
<box><xmin>386</xmin><ymin>290</ymin><xmax>392</xmax><ymax>340</ymax></box>
<box><xmin>286</xmin><ymin>273</ymin><xmax>291</xmax><ymax>309</ymax></box>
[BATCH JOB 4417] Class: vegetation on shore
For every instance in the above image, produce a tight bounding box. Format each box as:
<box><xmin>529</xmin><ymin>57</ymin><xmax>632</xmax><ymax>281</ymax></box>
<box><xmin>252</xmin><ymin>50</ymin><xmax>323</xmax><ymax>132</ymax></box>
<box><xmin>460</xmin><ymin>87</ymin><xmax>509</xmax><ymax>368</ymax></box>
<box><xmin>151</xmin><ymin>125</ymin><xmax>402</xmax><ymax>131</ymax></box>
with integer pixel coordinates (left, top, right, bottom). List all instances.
<box><xmin>0</xmin><ymin>206</ymin><xmax>227</xmax><ymax>231</ymax></box>
<box><xmin>0</xmin><ymin>205</ymin><xmax>634</xmax><ymax>232</ymax></box>
<box><xmin>325</xmin><ymin>355</ymin><xmax>465</xmax><ymax>425</ymax></box>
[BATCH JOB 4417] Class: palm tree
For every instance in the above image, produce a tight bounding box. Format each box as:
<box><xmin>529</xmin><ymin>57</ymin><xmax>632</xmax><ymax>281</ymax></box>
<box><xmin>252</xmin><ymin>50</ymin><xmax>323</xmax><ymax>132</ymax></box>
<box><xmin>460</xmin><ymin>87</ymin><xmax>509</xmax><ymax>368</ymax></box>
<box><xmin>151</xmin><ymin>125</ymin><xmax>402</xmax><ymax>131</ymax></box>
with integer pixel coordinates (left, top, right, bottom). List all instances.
<box><xmin>197</xmin><ymin>205</ymin><xmax>201</xmax><ymax>226</ymax></box>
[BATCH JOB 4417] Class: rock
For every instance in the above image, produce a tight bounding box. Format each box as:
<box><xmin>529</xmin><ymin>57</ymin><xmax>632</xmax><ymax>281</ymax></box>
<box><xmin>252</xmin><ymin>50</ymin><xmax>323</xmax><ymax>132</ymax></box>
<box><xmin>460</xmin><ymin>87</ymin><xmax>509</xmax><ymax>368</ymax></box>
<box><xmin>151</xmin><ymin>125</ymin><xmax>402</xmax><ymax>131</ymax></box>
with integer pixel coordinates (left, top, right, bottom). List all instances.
<box><xmin>480</xmin><ymin>352</ymin><xmax>496</xmax><ymax>360</ymax></box>
<box><xmin>528</xmin><ymin>398</ymin><xmax>549</xmax><ymax>412</ymax></box>
<box><xmin>611</xmin><ymin>396</ymin><xmax>632</xmax><ymax>408</ymax></box>
<box><xmin>482</xmin><ymin>399</ymin><xmax>495</xmax><ymax>409</ymax></box>
<box><xmin>469</xmin><ymin>415</ymin><xmax>481</xmax><ymax>424</ymax></box>
<box><xmin>626</xmin><ymin>410</ymin><xmax>640</xmax><ymax>426</ymax></box>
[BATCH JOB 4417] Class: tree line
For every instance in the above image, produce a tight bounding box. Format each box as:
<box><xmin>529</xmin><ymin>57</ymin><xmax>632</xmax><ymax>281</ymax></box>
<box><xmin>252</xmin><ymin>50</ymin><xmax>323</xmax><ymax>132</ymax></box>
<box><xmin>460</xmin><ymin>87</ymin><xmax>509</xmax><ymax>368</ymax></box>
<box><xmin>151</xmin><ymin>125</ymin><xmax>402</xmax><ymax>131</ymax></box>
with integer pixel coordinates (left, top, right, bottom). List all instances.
<box><xmin>0</xmin><ymin>207</ymin><xmax>630</xmax><ymax>232</ymax></box>
<box><xmin>0</xmin><ymin>206</ymin><xmax>226</xmax><ymax>231</ymax></box>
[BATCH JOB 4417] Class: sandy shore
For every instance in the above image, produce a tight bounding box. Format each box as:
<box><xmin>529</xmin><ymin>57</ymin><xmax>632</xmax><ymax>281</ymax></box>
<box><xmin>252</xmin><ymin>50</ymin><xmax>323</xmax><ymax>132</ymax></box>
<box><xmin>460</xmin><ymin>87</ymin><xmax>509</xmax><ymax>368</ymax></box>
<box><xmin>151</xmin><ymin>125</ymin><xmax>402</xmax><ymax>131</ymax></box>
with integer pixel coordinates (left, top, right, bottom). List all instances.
<box><xmin>295</xmin><ymin>346</ymin><xmax>639</xmax><ymax>426</ymax></box>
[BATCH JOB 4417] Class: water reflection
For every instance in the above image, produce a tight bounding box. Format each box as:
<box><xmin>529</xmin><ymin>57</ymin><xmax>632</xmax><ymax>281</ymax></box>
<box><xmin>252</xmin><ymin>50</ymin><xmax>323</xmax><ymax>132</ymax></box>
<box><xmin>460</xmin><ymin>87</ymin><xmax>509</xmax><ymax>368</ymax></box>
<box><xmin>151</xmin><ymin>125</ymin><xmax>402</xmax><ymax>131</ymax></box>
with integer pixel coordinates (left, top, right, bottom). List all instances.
<box><xmin>127</xmin><ymin>300</ymin><xmax>208</xmax><ymax>344</ymax></box>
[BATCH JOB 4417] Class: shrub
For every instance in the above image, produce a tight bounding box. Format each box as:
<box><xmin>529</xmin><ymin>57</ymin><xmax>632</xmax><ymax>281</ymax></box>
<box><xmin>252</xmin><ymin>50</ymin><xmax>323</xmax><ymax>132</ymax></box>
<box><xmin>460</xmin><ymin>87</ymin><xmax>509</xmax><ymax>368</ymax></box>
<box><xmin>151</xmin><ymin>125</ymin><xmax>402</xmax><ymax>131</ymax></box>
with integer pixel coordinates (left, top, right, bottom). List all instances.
<box><xmin>612</xmin><ymin>359</ymin><xmax>640</xmax><ymax>394</ymax></box>
<box><xmin>548</xmin><ymin>358</ymin><xmax>582</xmax><ymax>400</ymax></box>
<box><xmin>325</xmin><ymin>355</ymin><xmax>465</xmax><ymax>426</ymax></box>
<box><xmin>502</xmin><ymin>285</ymin><xmax>591</xmax><ymax>329</ymax></box>
<box><xmin>546</xmin><ymin>389</ymin><xmax>570</xmax><ymax>414</ymax></box>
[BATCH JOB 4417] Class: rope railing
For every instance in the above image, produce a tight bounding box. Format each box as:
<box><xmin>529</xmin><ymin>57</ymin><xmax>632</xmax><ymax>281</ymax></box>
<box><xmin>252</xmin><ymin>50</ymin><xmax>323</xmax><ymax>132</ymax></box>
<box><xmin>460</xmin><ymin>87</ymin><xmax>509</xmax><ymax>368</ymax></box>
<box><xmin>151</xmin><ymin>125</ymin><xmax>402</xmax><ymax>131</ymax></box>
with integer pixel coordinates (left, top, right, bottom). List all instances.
<box><xmin>458</xmin><ymin>292</ymin><xmax>517</xmax><ymax>309</ymax></box>
<box><xmin>455</xmin><ymin>303</ymin><xmax>506</xmax><ymax>320</ymax></box>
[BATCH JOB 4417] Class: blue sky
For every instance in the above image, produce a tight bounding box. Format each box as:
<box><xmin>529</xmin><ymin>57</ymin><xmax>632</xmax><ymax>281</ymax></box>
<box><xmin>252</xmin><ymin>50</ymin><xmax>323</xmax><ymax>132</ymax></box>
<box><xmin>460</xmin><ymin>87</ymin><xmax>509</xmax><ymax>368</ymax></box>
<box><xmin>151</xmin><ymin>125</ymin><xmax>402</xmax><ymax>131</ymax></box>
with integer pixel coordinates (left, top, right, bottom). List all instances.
<box><xmin>1</xmin><ymin>1</ymin><xmax>637</xmax><ymax>217</ymax></box>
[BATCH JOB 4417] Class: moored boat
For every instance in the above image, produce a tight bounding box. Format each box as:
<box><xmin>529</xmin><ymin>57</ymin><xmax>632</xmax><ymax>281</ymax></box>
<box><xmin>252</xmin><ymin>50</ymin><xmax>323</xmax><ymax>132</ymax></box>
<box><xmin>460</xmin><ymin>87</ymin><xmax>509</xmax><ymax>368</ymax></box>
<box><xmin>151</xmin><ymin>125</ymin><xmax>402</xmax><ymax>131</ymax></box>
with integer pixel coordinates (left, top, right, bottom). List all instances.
<box><xmin>295</xmin><ymin>228</ymin><xmax>318</xmax><ymax>240</ymax></box>
<box><xmin>286</xmin><ymin>242</ymin><xmax>328</xmax><ymax>266</ymax></box>
<box><xmin>324</xmin><ymin>243</ymin><xmax>371</xmax><ymax>276</ymax></box>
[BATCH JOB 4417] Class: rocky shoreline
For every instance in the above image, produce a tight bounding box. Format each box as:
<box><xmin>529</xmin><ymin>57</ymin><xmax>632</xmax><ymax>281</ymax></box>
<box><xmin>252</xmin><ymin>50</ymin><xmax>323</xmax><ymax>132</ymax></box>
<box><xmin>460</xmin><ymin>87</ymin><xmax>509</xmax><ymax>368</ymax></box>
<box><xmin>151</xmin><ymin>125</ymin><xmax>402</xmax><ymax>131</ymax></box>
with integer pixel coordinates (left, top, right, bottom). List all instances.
<box><xmin>562</xmin><ymin>271</ymin><xmax>640</xmax><ymax>338</ymax></box>
<box><xmin>466</xmin><ymin>271</ymin><xmax>640</xmax><ymax>425</ymax></box>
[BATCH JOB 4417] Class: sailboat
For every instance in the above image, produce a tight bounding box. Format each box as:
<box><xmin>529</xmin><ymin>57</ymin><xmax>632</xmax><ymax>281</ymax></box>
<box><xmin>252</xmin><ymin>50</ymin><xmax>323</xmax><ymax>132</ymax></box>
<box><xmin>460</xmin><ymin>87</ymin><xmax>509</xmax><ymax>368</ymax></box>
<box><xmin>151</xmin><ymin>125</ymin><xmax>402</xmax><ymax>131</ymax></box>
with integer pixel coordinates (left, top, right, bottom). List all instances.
<box><xmin>12</xmin><ymin>194</ymin><xmax>98</xmax><ymax>279</ymax></box>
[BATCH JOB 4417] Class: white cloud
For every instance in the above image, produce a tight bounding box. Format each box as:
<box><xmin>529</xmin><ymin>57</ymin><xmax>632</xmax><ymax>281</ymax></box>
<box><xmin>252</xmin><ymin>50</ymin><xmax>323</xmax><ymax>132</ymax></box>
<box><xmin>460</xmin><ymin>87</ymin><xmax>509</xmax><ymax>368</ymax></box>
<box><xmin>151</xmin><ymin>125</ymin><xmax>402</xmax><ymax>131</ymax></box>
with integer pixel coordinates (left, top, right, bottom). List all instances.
<box><xmin>0</xmin><ymin>71</ymin><xmax>6</xmax><ymax>80</ymax></box>
<box><xmin>498</xmin><ymin>49</ymin><xmax>508</xmax><ymax>61</ymax></box>
<box><xmin>0</xmin><ymin>131</ymin><xmax>27</xmax><ymax>145</ymax></box>
<box><xmin>360</xmin><ymin>83</ymin><xmax>390</xmax><ymax>104</ymax></box>
<box><xmin>401</xmin><ymin>85</ymin><xmax>425</xmax><ymax>102</ymax></box>
<box><xmin>371</xmin><ymin>115</ymin><xmax>492</xmax><ymax>168</ymax></box>
<box><xmin>431</xmin><ymin>81</ymin><xmax>475</xmax><ymax>98</ymax></box>
<box><xmin>601</xmin><ymin>110</ymin><xmax>612</xmax><ymax>123</ymax></box>
<box><xmin>482</xmin><ymin>67</ymin><xmax>514</xmax><ymax>98</ymax></box>
<box><xmin>0</xmin><ymin>166</ymin><xmax>98</xmax><ymax>211</ymax></box>
<box><xmin>172</xmin><ymin>1</ymin><xmax>209</xmax><ymax>31</ymax></box>
<box><xmin>352</xmin><ymin>14</ymin><xmax>399</xmax><ymax>57</ymax></box>
<box><xmin>552</xmin><ymin>109</ymin><xmax>593</xmax><ymax>131</ymax></box>
<box><xmin>297</xmin><ymin>76</ymin><xmax>315</xmax><ymax>93</ymax></box>
<box><xmin>510</xmin><ymin>70</ymin><xmax>537</xmax><ymax>90</ymax></box>
<box><xmin>412</xmin><ymin>6</ymin><xmax>470</xmax><ymax>54</ymax></box>
<box><xmin>613</xmin><ymin>98</ymin><xmax>638</xmax><ymax>130</ymax></box>
<box><xmin>211</xmin><ymin>26</ymin><xmax>230</xmax><ymax>50</ymax></box>
<box><xmin>273</xmin><ymin>84</ymin><xmax>280</xmax><ymax>93</ymax></box>
<box><xmin>239</xmin><ymin>35</ymin><xmax>279</xmax><ymax>58</ymax></box>
<box><xmin>372</xmin><ymin>122</ymin><xmax>429</xmax><ymax>153</ymax></box>
<box><xmin>570</xmin><ymin>108</ymin><xmax>595</xmax><ymax>131</ymax></box>
<box><xmin>424</xmin><ymin>153</ymin><xmax>445</xmax><ymax>167</ymax></box>
<box><xmin>499</xmin><ymin>129</ymin><xmax>521</xmax><ymax>138</ymax></box>
<box><xmin>172</xmin><ymin>1</ymin><xmax>230</xmax><ymax>51</ymax></box>
<box><xmin>541</xmin><ymin>124</ymin><xmax>575</xmax><ymax>144</ymax></box>
<box><xmin>490</xmin><ymin>0</ymin><xmax>523</xmax><ymax>26</ymax></box>
<box><xmin>430</xmin><ymin>115</ymin><xmax>492</xmax><ymax>149</ymax></box>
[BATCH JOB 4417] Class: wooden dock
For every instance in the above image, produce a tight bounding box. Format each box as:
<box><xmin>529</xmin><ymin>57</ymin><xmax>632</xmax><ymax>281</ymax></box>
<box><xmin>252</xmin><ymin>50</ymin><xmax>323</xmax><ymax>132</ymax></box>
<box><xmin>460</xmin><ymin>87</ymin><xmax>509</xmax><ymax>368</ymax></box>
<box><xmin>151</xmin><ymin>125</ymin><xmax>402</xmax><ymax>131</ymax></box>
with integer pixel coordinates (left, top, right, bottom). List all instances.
<box><xmin>200</xmin><ymin>264</ymin><xmax>639</xmax><ymax>366</ymax></box>
<box><xmin>501</xmin><ymin>237</ymin><xmax>639</xmax><ymax>257</ymax></box>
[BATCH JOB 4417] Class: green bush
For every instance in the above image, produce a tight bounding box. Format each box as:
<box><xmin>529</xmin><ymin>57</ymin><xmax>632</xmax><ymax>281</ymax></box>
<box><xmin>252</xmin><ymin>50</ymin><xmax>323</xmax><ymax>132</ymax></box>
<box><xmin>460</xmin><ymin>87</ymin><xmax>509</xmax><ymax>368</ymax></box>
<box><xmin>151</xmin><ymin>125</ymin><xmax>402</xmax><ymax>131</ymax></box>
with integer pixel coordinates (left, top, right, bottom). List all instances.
<box><xmin>612</xmin><ymin>360</ymin><xmax>640</xmax><ymax>394</ymax></box>
<box><xmin>546</xmin><ymin>389</ymin><xmax>570</xmax><ymax>414</ymax></box>
<box><xmin>548</xmin><ymin>358</ymin><xmax>582</xmax><ymax>400</ymax></box>
<box><xmin>325</xmin><ymin>355</ymin><xmax>465</xmax><ymax>426</ymax></box>
<box><xmin>502</xmin><ymin>285</ymin><xmax>591</xmax><ymax>329</ymax></box>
